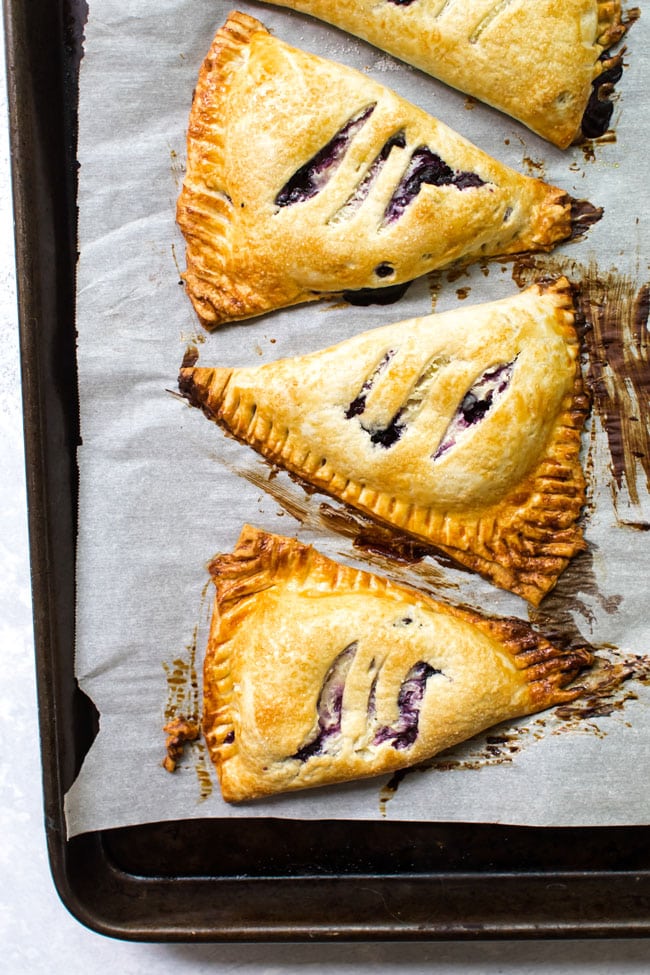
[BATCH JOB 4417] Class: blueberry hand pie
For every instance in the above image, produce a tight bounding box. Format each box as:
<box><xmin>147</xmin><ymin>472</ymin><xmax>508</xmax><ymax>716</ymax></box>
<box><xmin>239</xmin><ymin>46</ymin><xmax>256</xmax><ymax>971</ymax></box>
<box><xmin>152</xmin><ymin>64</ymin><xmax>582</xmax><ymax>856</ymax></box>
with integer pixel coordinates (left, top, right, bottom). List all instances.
<box><xmin>261</xmin><ymin>0</ymin><xmax>629</xmax><ymax>148</ymax></box>
<box><xmin>179</xmin><ymin>278</ymin><xmax>589</xmax><ymax>604</ymax></box>
<box><xmin>204</xmin><ymin>525</ymin><xmax>593</xmax><ymax>801</ymax></box>
<box><xmin>177</xmin><ymin>11</ymin><xmax>594</xmax><ymax>329</ymax></box>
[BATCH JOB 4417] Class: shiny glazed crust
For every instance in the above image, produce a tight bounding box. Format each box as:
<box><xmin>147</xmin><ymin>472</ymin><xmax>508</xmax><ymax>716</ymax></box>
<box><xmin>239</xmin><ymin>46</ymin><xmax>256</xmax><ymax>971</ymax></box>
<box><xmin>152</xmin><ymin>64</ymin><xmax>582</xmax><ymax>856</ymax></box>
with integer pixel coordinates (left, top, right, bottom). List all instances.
<box><xmin>262</xmin><ymin>0</ymin><xmax>629</xmax><ymax>148</ymax></box>
<box><xmin>180</xmin><ymin>278</ymin><xmax>589</xmax><ymax>605</ymax></box>
<box><xmin>177</xmin><ymin>11</ymin><xmax>577</xmax><ymax>329</ymax></box>
<box><xmin>203</xmin><ymin>525</ymin><xmax>593</xmax><ymax>801</ymax></box>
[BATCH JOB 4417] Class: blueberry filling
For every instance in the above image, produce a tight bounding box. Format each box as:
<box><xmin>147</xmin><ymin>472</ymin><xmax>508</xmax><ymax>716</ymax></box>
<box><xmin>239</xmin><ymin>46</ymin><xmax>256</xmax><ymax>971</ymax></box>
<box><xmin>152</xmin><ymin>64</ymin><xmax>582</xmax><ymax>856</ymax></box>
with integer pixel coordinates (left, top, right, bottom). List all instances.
<box><xmin>275</xmin><ymin>105</ymin><xmax>375</xmax><ymax>207</ymax></box>
<box><xmin>582</xmin><ymin>52</ymin><xmax>624</xmax><ymax>139</ymax></box>
<box><xmin>383</xmin><ymin>146</ymin><xmax>485</xmax><ymax>224</ymax></box>
<box><xmin>368</xmin><ymin>415</ymin><xmax>406</xmax><ymax>448</ymax></box>
<box><xmin>292</xmin><ymin>642</ymin><xmax>358</xmax><ymax>761</ymax></box>
<box><xmin>345</xmin><ymin>350</ymin><xmax>395</xmax><ymax>419</ymax></box>
<box><xmin>343</xmin><ymin>280</ymin><xmax>413</xmax><ymax>306</ymax></box>
<box><xmin>433</xmin><ymin>359</ymin><xmax>515</xmax><ymax>460</ymax></box>
<box><xmin>373</xmin><ymin>661</ymin><xmax>441</xmax><ymax>750</ymax></box>
<box><xmin>386</xmin><ymin>0</ymin><xmax>419</xmax><ymax>5</ymax></box>
<box><xmin>375</xmin><ymin>262</ymin><xmax>395</xmax><ymax>278</ymax></box>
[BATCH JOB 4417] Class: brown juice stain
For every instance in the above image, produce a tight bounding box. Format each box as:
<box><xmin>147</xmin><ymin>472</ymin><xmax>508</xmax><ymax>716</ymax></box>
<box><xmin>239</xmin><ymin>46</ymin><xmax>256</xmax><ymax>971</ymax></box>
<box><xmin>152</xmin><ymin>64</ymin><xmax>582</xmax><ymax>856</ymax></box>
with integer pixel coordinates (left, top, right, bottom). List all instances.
<box><xmin>522</xmin><ymin>155</ymin><xmax>546</xmax><ymax>179</ymax></box>
<box><xmin>552</xmin><ymin>647</ymin><xmax>650</xmax><ymax>726</ymax></box>
<box><xmin>584</xmin><ymin>279</ymin><xmax>650</xmax><ymax>507</ymax></box>
<box><xmin>379</xmin><ymin>769</ymin><xmax>408</xmax><ymax>815</ymax></box>
<box><xmin>171</xmin><ymin>241</ymin><xmax>184</xmax><ymax>286</ymax></box>
<box><xmin>511</xmin><ymin>254</ymin><xmax>650</xmax><ymax>513</ymax></box>
<box><xmin>427</xmin><ymin>270</ymin><xmax>443</xmax><ymax>312</ymax></box>
<box><xmin>194</xmin><ymin>741</ymin><xmax>214</xmax><ymax>801</ymax></box>
<box><xmin>162</xmin><ymin>579</ymin><xmax>215</xmax><ymax>799</ymax></box>
<box><xmin>445</xmin><ymin>266</ymin><xmax>472</xmax><ymax>285</ymax></box>
<box><xmin>529</xmin><ymin>548</ymin><xmax>623</xmax><ymax>640</ymax></box>
<box><xmin>580</xmin><ymin>131</ymin><xmax>617</xmax><ymax>163</ymax></box>
<box><xmin>379</xmin><ymin>645</ymin><xmax>650</xmax><ymax>813</ymax></box>
<box><xmin>163</xmin><ymin>648</ymin><xmax>199</xmax><ymax>724</ymax></box>
<box><xmin>234</xmin><ymin>461</ymin><xmax>317</xmax><ymax>526</ymax></box>
<box><xmin>232</xmin><ymin>462</ymin><xmax>458</xmax><ymax>594</ymax></box>
<box><xmin>618</xmin><ymin>520</ymin><xmax>650</xmax><ymax>531</ymax></box>
<box><xmin>169</xmin><ymin>146</ymin><xmax>184</xmax><ymax>187</ymax></box>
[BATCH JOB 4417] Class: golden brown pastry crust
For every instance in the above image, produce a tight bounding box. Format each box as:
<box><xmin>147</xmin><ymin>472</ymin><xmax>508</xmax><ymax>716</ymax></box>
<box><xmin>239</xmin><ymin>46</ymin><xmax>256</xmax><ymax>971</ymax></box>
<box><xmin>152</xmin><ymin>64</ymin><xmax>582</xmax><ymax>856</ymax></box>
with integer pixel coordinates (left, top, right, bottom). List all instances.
<box><xmin>203</xmin><ymin>525</ymin><xmax>593</xmax><ymax>801</ymax></box>
<box><xmin>180</xmin><ymin>278</ymin><xmax>588</xmax><ymax>605</ymax></box>
<box><xmin>177</xmin><ymin>12</ymin><xmax>579</xmax><ymax>329</ymax></box>
<box><xmin>262</xmin><ymin>0</ymin><xmax>629</xmax><ymax>148</ymax></box>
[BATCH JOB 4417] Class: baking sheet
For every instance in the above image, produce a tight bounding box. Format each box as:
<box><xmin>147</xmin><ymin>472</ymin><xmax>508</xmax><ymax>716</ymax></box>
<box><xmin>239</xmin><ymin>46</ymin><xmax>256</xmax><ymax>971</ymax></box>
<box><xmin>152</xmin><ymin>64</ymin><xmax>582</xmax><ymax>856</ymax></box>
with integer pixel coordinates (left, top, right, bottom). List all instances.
<box><xmin>64</xmin><ymin>0</ymin><xmax>650</xmax><ymax>837</ymax></box>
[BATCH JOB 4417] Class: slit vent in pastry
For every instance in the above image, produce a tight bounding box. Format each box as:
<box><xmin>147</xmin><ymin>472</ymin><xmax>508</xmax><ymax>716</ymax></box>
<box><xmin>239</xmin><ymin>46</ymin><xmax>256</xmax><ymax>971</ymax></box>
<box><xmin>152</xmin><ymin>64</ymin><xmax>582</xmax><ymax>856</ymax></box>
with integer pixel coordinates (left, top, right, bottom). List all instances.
<box><xmin>176</xmin><ymin>12</ymin><xmax>596</xmax><ymax>329</ymax></box>
<box><xmin>179</xmin><ymin>278</ymin><xmax>589</xmax><ymax>605</ymax></box>
<box><xmin>259</xmin><ymin>0</ymin><xmax>631</xmax><ymax>148</ymax></box>
<box><xmin>203</xmin><ymin>526</ymin><xmax>593</xmax><ymax>801</ymax></box>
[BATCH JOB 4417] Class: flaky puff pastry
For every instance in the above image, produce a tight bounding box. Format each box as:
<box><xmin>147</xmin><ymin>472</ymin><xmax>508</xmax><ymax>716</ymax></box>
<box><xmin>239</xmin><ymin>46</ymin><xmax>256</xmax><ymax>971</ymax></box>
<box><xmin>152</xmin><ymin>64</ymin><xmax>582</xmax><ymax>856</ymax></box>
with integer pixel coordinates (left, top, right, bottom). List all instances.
<box><xmin>180</xmin><ymin>278</ymin><xmax>588</xmax><ymax>605</ymax></box>
<box><xmin>176</xmin><ymin>11</ymin><xmax>591</xmax><ymax>329</ymax></box>
<box><xmin>261</xmin><ymin>1</ymin><xmax>630</xmax><ymax>148</ymax></box>
<box><xmin>204</xmin><ymin>525</ymin><xmax>593</xmax><ymax>801</ymax></box>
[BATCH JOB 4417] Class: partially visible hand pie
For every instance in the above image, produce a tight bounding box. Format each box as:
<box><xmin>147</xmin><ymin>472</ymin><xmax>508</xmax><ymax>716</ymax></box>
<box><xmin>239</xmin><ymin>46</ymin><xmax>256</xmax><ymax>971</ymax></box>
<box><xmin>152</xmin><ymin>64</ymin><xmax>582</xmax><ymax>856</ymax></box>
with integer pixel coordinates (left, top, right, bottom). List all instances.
<box><xmin>179</xmin><ymin>278</ymin><xmax>589</xmax><ymax>605</ymax></box>
<box><xmin>204</xmin><ymin>525</ymin><xmax>593</xmax><ymax>802</ymax></box>
<box><xmin>177</xmin><ymin>11</ymin><xmax>594</xmax><ymax>329</ymax></box>
<box><xmin>260</xmin><ymin>0</ymin><xmax>630</xmax><ymax>148</ymax></box>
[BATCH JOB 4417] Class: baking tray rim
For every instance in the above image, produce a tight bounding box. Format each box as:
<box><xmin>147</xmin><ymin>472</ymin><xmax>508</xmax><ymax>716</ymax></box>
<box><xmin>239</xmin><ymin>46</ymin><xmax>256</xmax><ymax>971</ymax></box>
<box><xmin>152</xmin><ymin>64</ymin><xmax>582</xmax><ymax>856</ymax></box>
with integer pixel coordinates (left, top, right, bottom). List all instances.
<box><xmin>5</xmin><ymin>0</ymin><xmax>650</xmax><ymax>941</ymax></box>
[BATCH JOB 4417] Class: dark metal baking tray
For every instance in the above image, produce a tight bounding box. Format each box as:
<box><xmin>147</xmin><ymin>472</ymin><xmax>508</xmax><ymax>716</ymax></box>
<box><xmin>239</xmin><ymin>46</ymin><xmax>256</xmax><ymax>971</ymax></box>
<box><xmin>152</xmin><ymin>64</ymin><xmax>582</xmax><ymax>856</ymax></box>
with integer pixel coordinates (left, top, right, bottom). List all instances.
<box><xmin>6</xmin><ymin>0</ymin><xmax>650</xmax><ymax>941</ymax></box>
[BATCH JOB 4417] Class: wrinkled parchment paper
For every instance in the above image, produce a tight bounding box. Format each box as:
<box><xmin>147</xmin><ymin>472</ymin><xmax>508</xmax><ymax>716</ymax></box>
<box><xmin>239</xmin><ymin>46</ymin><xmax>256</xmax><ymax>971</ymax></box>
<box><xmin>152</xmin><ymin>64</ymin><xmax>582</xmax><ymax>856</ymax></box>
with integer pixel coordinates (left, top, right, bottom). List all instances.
<box><xmin>65</xmin><ymin>0</ymin><xmax>650</xmax><ymax>836</ymax></box>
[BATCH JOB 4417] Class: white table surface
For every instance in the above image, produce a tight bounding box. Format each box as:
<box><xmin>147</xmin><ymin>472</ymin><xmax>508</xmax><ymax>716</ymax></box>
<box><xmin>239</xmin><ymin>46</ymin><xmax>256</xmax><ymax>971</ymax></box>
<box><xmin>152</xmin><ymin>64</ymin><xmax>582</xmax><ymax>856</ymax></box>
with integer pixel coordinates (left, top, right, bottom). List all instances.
<box><xmin>2</xmin><ymin>9</ymin><xmax>650</xmax><ymax>973</ymax></box>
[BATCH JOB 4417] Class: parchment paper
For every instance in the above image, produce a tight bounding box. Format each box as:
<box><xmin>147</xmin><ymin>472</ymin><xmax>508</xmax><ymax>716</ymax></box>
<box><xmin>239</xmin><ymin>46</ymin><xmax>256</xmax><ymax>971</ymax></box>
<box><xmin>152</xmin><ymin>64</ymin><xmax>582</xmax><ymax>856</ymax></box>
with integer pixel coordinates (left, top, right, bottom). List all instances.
<box><xmin>65</xmin><ymin>0</ymin><xmax>650</xmax><ymax>837</ymax></box>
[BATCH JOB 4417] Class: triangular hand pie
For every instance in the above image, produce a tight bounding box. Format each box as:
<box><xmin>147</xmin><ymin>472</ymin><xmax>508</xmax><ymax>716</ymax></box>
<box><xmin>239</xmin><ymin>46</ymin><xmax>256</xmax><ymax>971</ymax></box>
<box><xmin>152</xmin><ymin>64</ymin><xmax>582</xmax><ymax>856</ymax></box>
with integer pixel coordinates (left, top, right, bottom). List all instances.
<box><xmin>179</xmin><ymin>278</ymin><xmax>589</xmax><ymax>604</ymax></box>
<box><xmin>260</xmin><ymin>0</ymin><xmax>629</xmax><ymax>148</ymax></box>
<box><xmin>204</xmin><ymin>526</ymin><xmax>593</xmax><ymax>801</ymax></box>
<box><xmin>177</xmin><ymin>12</ymin><xmax>592</xmax><ymax>329</ymax></box>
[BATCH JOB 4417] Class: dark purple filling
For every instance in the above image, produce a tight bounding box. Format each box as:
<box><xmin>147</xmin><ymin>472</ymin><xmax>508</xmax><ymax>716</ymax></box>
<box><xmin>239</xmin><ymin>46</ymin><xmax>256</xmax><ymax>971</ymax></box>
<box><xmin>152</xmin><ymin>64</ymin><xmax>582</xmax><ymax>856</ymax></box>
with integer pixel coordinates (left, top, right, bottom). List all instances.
<box><xmin>373</xmin><ymin>661</ymin><xmax>440</xmax><ymax>750</ymax></box>
<box><xmin>433</xmin><ymin>359</ymin><xmax>515</xmax><ymax>460</ymax></box>
<box><xmin>582</xmin><ymin>52</ymin><xmax>624</xmax><ymax>139</ymax></box>
<box><xmin>292</xmin><ymin>642</ymin><xmax>358</xmax><ymax>762</ymax></box>
<box><xmin>223</xmin><ymin>730</ymin><xmax>235</xmax><ymax>744</ymax></box>
<box><xmin>368</xmin><ymin>414</ymin><xmax>405</xmax><ymax>448</ymax></box>
<box><xmin>386</xmin><ymin>0</ymin><xmax>419</xmax><ymax>5</ymax></box>
<box><xmin>343</xmin><ymin>280</ymin><xmax>413</xmax><ymax>306</ymax></box>
<box><xmin>345</xmin><ymin>395</ymin><xmax>367</xmax><ymax>420</ymax></box>
<box><xmin>275</xmin><ymin>105</ymin><xmax>375</xmax><ymax>207</ymax></box>
<box><xmin>345</xmin><ymin>350</ymin><xmax>395</xmax><ymax>419</ymax></box>
<box><xmin>383</xmin><ymin>146</ymin><xmax>485</xmax><ymax>224</ymax></box>
<box><xmin>348</xmin><ymin>356</ymin><xmax>406</xmax><ymax>448</ymax></box>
